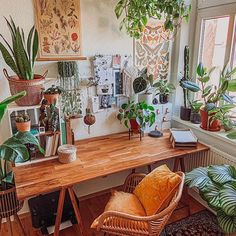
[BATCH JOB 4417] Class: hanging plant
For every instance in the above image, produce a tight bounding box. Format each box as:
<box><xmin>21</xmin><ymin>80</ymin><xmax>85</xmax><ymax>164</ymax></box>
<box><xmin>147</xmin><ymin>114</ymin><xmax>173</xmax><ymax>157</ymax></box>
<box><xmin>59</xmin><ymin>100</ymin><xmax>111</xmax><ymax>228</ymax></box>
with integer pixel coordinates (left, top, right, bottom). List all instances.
<box><xmin>115</xmin><ymin>0</ymin><xmax>191</xmax><ymax>39</ymax></box>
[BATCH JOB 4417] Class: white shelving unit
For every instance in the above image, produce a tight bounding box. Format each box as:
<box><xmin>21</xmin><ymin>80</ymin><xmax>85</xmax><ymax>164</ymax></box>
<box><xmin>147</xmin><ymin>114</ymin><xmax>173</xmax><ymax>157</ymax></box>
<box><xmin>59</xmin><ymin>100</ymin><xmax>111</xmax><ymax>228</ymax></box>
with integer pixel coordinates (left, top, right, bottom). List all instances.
<box><xmin>6</xmin><ymin>102</ymin><xmax>63</xmax><ymax>166</ymax></box>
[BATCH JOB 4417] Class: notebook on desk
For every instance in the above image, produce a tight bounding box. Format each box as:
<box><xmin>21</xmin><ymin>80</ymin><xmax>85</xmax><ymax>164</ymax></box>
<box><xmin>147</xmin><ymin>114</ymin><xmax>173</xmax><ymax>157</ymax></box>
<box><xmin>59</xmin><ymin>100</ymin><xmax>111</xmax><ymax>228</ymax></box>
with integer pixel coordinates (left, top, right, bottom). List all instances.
<box><xmin>170</xmin><ymin>128</ymin><xmax>198</xmax><ymax>148</ymax></box>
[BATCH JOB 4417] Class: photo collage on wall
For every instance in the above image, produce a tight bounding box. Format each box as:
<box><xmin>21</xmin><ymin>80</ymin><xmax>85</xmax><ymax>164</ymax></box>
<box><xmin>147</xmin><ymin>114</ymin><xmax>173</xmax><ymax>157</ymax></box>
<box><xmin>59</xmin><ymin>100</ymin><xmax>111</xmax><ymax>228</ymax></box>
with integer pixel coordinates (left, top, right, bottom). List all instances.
<box><xmin>92</xmin><ymin>55</ymin><xmax>132</xmax><ymax>110</ymax></box>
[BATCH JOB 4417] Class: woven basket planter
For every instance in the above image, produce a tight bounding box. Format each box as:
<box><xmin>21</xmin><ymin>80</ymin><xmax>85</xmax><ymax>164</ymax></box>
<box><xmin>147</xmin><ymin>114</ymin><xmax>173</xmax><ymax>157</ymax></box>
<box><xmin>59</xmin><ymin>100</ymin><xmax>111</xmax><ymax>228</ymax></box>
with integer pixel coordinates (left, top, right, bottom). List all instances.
<box><xmin>58</xmin><ymin>145</ymin><xmax>77</xmax><ymax>164</ymax></box>
<box><xmin>0</xmin><ymin>186</ymin><xmax>24</xmax><ymax>218</ymax></box>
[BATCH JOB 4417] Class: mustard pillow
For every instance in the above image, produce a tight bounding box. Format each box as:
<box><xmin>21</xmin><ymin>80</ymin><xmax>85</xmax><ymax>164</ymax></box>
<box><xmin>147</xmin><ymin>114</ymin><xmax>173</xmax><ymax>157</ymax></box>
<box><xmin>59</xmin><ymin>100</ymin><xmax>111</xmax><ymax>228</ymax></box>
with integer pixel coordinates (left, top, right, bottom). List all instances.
<box><xmin>133</xmin><ymin>164</ymin><xmax>181</xmax><ymax>216</ymax></box>
<box><xmin>91</xmin><ymin>191</ymin><xmax>146</xmax><ymax>229</ymax></box>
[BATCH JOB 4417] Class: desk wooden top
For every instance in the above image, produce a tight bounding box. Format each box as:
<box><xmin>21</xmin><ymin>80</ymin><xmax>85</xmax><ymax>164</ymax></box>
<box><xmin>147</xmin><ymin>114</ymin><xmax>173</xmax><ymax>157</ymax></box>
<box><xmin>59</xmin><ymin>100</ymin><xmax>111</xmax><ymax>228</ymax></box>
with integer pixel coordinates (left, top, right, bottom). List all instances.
<box><xmin>13</xmin><ymin>133</ymin><xmax>209</xmax><ymax>200</ymax></box>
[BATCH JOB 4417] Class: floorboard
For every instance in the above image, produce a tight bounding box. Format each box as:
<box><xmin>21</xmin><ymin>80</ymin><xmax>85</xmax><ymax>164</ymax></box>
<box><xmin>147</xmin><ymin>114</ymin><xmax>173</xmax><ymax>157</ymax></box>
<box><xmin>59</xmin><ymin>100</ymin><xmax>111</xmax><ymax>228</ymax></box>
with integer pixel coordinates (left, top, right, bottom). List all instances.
<box><xmin>0</xmin><ymin>190</ymin><xmax>205</xmax><ymax>236</ymax></box>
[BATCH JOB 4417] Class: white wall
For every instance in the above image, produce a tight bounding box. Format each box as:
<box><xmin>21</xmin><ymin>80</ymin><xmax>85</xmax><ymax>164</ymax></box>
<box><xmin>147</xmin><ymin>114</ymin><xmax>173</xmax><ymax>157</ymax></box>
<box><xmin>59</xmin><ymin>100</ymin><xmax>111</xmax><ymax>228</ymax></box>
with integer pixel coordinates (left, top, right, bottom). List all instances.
<box><xmin>0</xmin><ymin>0</ymin><xmax>131</xmax><ymax>143</ymax></box>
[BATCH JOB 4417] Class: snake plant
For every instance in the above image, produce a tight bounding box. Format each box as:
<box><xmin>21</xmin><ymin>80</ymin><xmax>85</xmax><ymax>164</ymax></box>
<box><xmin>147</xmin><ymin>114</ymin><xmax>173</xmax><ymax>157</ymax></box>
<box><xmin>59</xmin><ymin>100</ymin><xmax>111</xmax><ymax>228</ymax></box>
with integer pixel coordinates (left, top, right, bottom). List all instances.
<box><xmin>0</xmin><ymin>17</ymin><xmax>38</xmax><ymax>80</ymax></box>
<box><xmin>185</xmin><ymin>165</ymin><xmax>236</xmax><ymax>234</ymax></box>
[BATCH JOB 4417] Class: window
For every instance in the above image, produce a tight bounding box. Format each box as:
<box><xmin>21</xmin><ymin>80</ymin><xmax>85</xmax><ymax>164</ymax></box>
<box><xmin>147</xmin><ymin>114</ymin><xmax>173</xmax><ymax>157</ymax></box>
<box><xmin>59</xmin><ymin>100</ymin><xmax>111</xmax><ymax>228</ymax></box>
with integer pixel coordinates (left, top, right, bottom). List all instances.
<box><xmin>194</xmin><ymin>3</ymin><xmax>236</xmax><ymax>110</ymax></box>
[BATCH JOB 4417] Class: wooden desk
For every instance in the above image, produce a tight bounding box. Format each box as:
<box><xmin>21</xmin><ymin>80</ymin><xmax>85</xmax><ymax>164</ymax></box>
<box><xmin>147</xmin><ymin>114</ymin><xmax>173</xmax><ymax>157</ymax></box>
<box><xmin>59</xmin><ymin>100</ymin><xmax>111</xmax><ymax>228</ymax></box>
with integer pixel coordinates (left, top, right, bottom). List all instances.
<box><xmin>13</xmin><ymin>133</ymin><xmax>209</xmax><ymax>236</ymax></box>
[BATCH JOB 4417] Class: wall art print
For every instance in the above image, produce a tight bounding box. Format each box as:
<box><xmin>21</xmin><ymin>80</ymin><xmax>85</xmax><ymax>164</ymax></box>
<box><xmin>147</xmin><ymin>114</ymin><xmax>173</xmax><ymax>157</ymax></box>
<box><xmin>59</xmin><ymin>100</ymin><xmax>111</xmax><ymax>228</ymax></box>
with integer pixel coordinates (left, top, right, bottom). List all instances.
<box><xmin>135</xmin><ymin>20</ymin><xmax>171</xmax><ymax>79</ymax></box>
<box><xmin>33</xmin><ymin>0</ymin><xmax>82</xmax><ymax>60</ymax></box>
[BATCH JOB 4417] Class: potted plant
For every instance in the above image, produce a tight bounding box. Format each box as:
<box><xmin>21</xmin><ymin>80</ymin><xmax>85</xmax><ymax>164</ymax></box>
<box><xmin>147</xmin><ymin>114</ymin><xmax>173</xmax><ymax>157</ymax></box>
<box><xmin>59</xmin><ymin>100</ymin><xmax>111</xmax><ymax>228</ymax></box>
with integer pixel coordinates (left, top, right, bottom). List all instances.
<box><xmin>133</xmin><ymin>68</ymin><xmax>154</xmax><ymax>105</ymax></box>
<box><xmin>15</xmin><ymin>113</ymin><xmax>31</xmax><ymax>132</ymax></box>
<box><xmin>43</xmin><ymin>85</ymin><xmax>64</xmax><ymax>105</ymax></box>
<box><xmin>181</xmin><ymin>63</ymin><xmax>236</xmax><ymax>131</ymax></box>
<box><xmin>117</xmin><ymin>100</ymin><xmax>156</xmax><ymax>134</ymax></box>
<box><xmin>115</xmin><ymin>0</ymin><xmax>191</xmax><ymax>39</ymax></box>
<box><xmin>0</xmin><ymin>17</ymin><xmax>47</xmax><ymax>106</ymax></box>
<box><xmin>189</xmin><ymin>100</ymin><xmax>203</xmax><ymax>124</ymax></box>
<box><xmin>0</xmin><ymin>92</ymin><xmax>44</xmax><ymax>227</ymax></box>
<box><xmin>154</xmin><ymin>79</ymin><xmax>175</xmax><ymax>104</ymax></box>
<box><xmin>185</xmin><ymin>165</ymin><xmax>236</xmax><ymax>235</ymax></box>
<box><xmin>209</xmin><ymin>104</ymin><xmax>235</xmax><ymax>132</ymax></box>
<box><xmin>179</xmin><ymin>46</ymin><xmax>192</xmax><ymax>121</ymax></box>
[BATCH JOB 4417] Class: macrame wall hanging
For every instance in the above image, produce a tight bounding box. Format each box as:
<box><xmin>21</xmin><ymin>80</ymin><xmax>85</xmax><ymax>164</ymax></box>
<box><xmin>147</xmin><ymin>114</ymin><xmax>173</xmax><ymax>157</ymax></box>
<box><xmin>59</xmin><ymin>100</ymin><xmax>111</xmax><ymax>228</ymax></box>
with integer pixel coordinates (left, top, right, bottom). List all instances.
<box><xmin>58</xmin><ymin>61</ymin><xmax>83</xmax><ymax>119</ymax></box>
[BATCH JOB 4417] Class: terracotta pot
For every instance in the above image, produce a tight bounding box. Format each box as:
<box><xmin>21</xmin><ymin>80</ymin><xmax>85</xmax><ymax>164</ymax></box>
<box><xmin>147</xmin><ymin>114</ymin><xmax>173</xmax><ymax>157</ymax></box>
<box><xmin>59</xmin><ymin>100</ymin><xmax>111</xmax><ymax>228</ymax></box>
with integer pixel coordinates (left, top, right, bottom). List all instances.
<box><xmin>180</xmin><ymin>106</ymin><xmax>191</xmax><ymax>121</ymax></box>
<box><xmin>4</xmin><ymin>69</ymin><xmax>47</xmax><ymax>106</ymax></box>
<box><xmin>190</xmin><ymin>112</ymin><xmax>201</xmax><ymax>124</ymax></box>
<box><xmin>130</xmin><ymin>119</ymin><xmax>140</xmax><ymax>133</ymax></box>
<box><xmin>159</xmin><ymin>94</ymin><xmax>168</xmax><ymax>104</ymax></box>
<box><xmin>200</xmin><ymin>109</ymin><xmax>221</xmax><ymax>131</ymax></box>
<box><xmin>16</xmin><ymin>120</ymin><xmax>31</xmax><ymax>132</ymax></box>
<box><xmin>44</xmin><ymin>93</ymin><xmax>59</xmax><ymax>105</ymax></box>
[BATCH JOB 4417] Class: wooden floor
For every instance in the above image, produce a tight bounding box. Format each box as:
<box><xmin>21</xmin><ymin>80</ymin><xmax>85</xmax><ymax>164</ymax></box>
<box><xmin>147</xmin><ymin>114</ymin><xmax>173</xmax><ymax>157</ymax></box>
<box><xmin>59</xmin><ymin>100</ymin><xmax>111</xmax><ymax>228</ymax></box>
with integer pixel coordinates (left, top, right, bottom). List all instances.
<box><xmin>0</xmin><ymin>189</ymin><xmax>205</xmax><ymax>236</ymax></box>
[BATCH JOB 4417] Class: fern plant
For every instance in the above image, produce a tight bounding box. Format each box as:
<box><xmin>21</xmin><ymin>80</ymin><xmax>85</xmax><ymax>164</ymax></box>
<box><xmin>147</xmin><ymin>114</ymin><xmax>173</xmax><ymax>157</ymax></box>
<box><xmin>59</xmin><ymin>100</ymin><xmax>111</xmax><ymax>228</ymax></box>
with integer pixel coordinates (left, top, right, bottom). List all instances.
<box><xmin>185</xmin><ymin>165</ymin><xmax>236</xmax><ymax>234</ymax></box>
<box><xmin>0</xmin><ymin>17</ymin><xmax>38</xmax><ymax>80</ymax></box>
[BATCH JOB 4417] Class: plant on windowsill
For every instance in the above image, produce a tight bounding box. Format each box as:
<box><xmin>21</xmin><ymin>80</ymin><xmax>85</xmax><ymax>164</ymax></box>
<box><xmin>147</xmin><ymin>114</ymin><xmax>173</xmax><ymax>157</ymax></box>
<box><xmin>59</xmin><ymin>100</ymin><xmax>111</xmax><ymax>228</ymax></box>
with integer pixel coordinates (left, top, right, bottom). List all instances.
<box><xmin>185</xmin><ymin>165</ymin><xmax>236</xmax><ymax>234</ymax></box>
<box><xmin>179</xmin><ymin>46</ymin><xmax>193</xmax><ymax>121</ymax></box>
<box><xmin>181</xmin><ymin>63</ymin><xmax>236</xmax><ymax>131</ymax></box>
<box><xmin>117</xmin><ymin>100</ymin><xmax>156</xmax><ymax>135</ymax></box>
<box><xmin>0</xmin><ymin>17</ymin><xmax>47</xmax><ymax>106</ymax></box>
<box><xmin>189</xmin><ymin>100</ymin><xmax>203</xmax><ymax>124</ymax></box>
<box><xmin>43</xmin><ymin>85</ymin><xmax>64</xmax><ymax>105</ymax></box>
<box><xmin>115</xmin><ymin>0</ymin><xmax>191</xmax><ymax>39</ymax></box>
<box><xmin>0</xmin><ymin>92</ymin><xmax>44</xmax><ymax>223</ymax></box>
<box><xmin>15</xmin><ymin>113</ymin><xmax>31</xmax><ymax>132</ymax></box>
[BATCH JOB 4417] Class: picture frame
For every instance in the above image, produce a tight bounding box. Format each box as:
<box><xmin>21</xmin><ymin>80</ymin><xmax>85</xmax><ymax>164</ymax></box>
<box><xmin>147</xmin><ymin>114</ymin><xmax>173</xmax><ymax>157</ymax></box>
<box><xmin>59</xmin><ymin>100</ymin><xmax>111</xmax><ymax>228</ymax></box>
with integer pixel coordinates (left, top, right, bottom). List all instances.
<box><xmin>33</xmin><ymin>0</ymin><xmax>86</xmax><ymax>61</ymax></box>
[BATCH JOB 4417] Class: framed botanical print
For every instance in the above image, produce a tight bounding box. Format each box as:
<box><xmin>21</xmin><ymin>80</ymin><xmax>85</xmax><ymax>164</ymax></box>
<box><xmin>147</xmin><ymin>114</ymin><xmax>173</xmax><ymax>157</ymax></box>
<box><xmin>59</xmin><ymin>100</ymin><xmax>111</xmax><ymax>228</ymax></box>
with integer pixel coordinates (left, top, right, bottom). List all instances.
<box><xmin>33</xmin><ymin>0</ymin><xmax>85</xmax><ymax>61</ymax></box>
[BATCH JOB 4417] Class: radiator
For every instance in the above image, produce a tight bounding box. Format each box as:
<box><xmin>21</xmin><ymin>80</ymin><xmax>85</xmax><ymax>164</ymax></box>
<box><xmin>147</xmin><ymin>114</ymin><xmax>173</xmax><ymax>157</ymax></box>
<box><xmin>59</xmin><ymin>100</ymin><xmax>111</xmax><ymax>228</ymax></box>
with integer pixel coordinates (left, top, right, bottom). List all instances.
<box><xmin>185</xmin><ymin>146</ymin><xmax>236</xmax><ymax>172</ymax></box>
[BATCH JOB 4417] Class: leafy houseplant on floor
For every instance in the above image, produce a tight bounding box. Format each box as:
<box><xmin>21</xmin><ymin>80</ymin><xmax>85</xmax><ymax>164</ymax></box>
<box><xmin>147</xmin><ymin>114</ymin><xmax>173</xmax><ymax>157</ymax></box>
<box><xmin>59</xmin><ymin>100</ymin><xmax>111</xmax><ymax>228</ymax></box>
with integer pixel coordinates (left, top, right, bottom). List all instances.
<box><xmin>115</xmin><ymin>0</ymin><xmax>191</xmax><ymax>39</ymax></box>
<box><xmin>133</xmin><ymin>68</ymin><xmax>154</xmax><ymax>105</ymax></box>
<box><xmin>181</xmin><ymin>63</ymin><xmax>236</xmax><ymax>131</ymax></box>
<box><xmin>154</xmin><ymin>79</ymin><xmax>175</xmax><ymax>104</ymax></box>
<box><xmin>43</xmin><ymin>85</ymin><xmax>64</xmax><ymax>105</ymax></box>
<box><xmin>117</xmin><ymin>100</ymin><xmax>156</xmax><ymax>139</ymax></box>
<box><xmin>15</xmin><ymin>113</ymin><xmax>31</xmax><ymax>132</ymax></box>
<box><xmin>189</xmin><ymin>100</ymin><xmax>203</xmax><ymax>124</ymax></box>
<box><xmin>0</xmin><ymin>17</ymin><xmax>47</xmax><ymax>106</ymax></box>
<box><xmin>179</xmin><ymin>46</ymin><xmax>193</xmax><ymax>121</ymax></box>
<box><xmin>185</xmin><ymin>165</ymin><xmax>236</xmax><ymax>234</ymax></box>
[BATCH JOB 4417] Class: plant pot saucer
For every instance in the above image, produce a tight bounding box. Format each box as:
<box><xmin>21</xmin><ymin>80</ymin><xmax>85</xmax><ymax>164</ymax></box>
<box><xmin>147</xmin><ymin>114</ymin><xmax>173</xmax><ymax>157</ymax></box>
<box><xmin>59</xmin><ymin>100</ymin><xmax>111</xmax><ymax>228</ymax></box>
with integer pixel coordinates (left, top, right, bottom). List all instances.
<box><xmin>200</xmin><ymin>125</ymin><xmax>221</xmax><ymax>132</ymax></box>
<box><xmin>148</xmin><ymin>130</ymin><xmax>163</xmax><ymax>138</ymax></box>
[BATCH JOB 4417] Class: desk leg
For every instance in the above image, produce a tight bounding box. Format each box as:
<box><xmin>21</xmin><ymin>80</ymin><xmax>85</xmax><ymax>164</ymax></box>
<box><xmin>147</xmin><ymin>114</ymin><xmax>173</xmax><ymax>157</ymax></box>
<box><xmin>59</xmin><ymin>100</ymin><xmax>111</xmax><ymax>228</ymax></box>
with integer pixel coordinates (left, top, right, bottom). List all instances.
<box><xmin>54</xmin><ymin>188</ymin><xmax>66</xmax><ymax>236</ymax></box>
<box><xmin>68</xmin><ymin>187</ymin><xmax>85</xmax><ymax>236</ymax></box>
<box><xmin>173</xmin><ymin>157</ymin><xmax>186</xmax><ymax>172</ymax></box>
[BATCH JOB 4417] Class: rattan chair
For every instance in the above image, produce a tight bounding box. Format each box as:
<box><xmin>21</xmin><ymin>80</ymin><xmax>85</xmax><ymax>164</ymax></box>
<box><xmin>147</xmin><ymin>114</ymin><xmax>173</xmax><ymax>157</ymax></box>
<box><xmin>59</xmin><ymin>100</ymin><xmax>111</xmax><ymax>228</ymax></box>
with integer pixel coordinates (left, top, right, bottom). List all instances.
<box><xmin>94</xmin><ymin>171</ymin><xmax>185</xmax><ymax>236</ymax></box>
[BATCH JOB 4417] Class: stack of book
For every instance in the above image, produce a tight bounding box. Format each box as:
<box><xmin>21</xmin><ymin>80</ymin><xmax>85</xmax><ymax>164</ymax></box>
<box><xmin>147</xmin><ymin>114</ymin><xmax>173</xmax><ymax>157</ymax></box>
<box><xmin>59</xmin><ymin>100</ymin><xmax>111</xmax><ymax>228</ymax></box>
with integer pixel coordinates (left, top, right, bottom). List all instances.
<box><xmin>170</xmin><ymin>128</ymin><xmax>198</xmax><ymax>149</ymax></box>
<box><xmin>45</xmin><ymin>133</ymin><xmax>60</xmax><ymax>157</ymax></box>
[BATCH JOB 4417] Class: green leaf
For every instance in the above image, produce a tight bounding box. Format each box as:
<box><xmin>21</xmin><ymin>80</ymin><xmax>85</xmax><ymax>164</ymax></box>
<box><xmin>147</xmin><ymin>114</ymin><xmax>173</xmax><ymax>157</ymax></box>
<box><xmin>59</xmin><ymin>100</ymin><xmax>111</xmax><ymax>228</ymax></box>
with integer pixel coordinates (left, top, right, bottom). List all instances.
<box><xmin>133</xmin><ymin>77</ymin><xmax>147</xmax><ymax>94</ymax></box>
<box><xmin>228</xmin><ymin>79</ymin><xmax>236</xmax><ymax>92</ymax></box>
<box><xmin>0</xmin><ymin>104</ymin><xmax>7</xmax><ymax>122</ymax></box>
<box><xmin>202</xmin><ymin>85</ymin><xmax>212</xmax><ymax>98</ymax></box>
<box><xmin>227</xmin><ymin>131</ymin><xmax>236</xmax><ymax>140</ymax></box>
<box><xmin>27</xmin><ymin>26</ymin><xmax>34</xmax><ymax>61</ymax></box>
<box><xmin>199</xmin><ymin>76</ymin><xmax>210</xmax><ymax>83</ymax></box>
<box><xmin>197</xmin><ymin>63</ymin><xmax>205</xmax><ymax>77</ymax></box>
<box><xmin>208</xmin><ymin>165</ymin><xmax>236</xmax><ymax>184</ymax></box>
<box><xmin>217</xmin><ymin>210</ymin><xmax>236</xmax><ymax>233</ymax></box>
<box><xmin>32</xmin><ymin>28</ymin><xmax>39</xmax><ymax>67</ymax></box>
<box><xmin>181</xmin><ymin>81</ymin><xmax>201</xmax><ymax>92</ymax></box>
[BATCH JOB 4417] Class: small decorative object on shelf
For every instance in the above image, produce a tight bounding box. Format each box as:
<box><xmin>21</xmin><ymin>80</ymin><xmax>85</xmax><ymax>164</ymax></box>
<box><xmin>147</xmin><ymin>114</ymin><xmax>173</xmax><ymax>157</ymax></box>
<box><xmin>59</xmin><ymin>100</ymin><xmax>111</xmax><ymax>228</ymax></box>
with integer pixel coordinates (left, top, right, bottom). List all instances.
<box><xmin>43</xmin><ymin>85</ymin><xmax>63</xmax><ymax>105</ymax></box>
<box><xmin>83</xmin><ymin>108</ymin><xmax>96</xmax><ymax>134</ymax></box>
<box><xmin>58</xmin><ymin>61</ymin><xmax>82</xmax><ymax>119</ymax></box>
<box><xmin>0</xmin><ymin>17</ymin><xmax>47</xmax><ymax>106</ymax></box>
<box><xmin>39</xmin><ymin>99</ymin><xmax>49</xmax><ymax>131</ymax></box>
<box><xmin>148</xmin><ymin>126</ymin><xmax>163</xmax><ymax>138</ymax></box>
<box><xmin>15</xmin><ymin>113</ymin><xmax>31</xmax><ymax>132</ymax></box>
<box><xmin>48</xmin><ymin>104</ymin><xmax>60</xmax><ymax>132</ymax></box>
<box><xmin>58</xmin><ymin>144</ymin><xmax>77</xmax><ymax>164</ymax></box>
<box><xmin>117</xmin><ymin>100</ymin><xmax>156</xmax><ymax>140</ymax></box>
<box><xmin>179</xmin><ymin>46</ymin><xmax>192</xmax><ymax>121</ymax></box>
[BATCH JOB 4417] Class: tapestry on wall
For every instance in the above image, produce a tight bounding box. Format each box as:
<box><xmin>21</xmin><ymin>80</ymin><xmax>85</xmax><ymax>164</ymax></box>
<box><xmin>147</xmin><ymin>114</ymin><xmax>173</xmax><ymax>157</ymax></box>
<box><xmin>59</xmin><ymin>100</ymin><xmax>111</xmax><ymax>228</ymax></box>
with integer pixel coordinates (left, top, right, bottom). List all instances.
<box><xmin>135</xmin><ymin>20</ymin><xmax>171</xmax><ymax>80</ymax></box>
<box><xmin>33</xmin><ymin>0</ymin><xmax>81</xmax><ymax>60</ymax></box>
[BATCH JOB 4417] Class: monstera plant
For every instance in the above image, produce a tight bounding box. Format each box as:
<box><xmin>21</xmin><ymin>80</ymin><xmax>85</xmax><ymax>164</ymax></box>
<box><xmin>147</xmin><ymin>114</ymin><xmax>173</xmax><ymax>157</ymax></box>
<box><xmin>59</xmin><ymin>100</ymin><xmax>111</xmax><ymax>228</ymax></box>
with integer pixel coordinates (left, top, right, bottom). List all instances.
<box><xmin>115</xmin><ymin>0</ymin><xmax>191</xmax><ymax>38</ymax></box>
<box><xmin>185</xmin><ymin>165</ymin><xmax>236</xmax><ymax>234</ymax></box>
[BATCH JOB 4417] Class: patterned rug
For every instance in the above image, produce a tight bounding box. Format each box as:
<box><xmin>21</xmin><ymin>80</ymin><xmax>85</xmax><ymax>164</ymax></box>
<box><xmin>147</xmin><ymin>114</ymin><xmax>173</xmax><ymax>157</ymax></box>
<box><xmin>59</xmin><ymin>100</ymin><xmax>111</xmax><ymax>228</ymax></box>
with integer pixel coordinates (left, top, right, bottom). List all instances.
<box><xmin>161</xmin><ymin>210</ymin><xmax>224</xmax><ymax>236</ymax></box>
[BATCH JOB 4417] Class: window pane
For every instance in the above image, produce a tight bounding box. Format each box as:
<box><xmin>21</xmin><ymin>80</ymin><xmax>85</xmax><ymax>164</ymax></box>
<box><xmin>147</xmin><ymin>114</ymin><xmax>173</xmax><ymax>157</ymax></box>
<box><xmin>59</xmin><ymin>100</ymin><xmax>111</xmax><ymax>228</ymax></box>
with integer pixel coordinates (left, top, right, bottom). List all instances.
<box><xmin>199</xmin><ymin>16</ymin><xmax>230</xmax><ymax>69</ymax></box>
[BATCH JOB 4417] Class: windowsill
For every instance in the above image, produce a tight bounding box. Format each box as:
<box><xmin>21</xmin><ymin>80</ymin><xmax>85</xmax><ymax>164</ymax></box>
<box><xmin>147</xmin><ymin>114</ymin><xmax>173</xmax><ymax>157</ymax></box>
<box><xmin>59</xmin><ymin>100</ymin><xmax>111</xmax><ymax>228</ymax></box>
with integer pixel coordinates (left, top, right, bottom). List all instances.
<box><xmin>172</xmin><ymin>115</ymin><xmax>236</xmax><ymax>146</ymax></box>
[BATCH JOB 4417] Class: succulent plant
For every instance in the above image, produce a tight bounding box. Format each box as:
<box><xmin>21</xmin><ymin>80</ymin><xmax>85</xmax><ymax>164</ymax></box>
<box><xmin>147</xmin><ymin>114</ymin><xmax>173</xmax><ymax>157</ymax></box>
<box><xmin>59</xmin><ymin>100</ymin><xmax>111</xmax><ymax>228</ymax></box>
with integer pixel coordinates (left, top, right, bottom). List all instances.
<box><xmin>44</xmin><ymin>85</ymin><xmax>64</xmax><ymax>95</ymax></box>
<box><xmin>15</xmin><ymin>113</ymin><xmax>30</xmax><ymax>123</ymax></box>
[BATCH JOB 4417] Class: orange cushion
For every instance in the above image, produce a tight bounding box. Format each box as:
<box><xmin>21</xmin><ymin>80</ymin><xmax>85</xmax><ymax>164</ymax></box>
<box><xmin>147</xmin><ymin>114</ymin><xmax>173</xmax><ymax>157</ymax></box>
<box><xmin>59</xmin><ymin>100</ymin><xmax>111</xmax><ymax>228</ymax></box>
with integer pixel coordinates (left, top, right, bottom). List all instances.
<box><xmin>133</xmin><ymin>164</ymin><xmax>181</xmax><ymax>216</ymax></box>
<box><xmin>91</xmin><ymin>190</ymin><xmax>146</xmax><ymax>229</ymax></box>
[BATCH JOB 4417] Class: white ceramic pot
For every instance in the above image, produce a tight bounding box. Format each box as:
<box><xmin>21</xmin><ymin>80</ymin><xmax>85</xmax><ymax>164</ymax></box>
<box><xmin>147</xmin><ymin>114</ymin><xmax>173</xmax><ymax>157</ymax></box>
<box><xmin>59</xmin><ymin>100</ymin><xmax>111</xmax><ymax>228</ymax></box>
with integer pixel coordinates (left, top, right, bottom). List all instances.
<box><xmin>138</xmin><ymin>93</ymin><xmax>153</xmax><ymax>105</ymax></box>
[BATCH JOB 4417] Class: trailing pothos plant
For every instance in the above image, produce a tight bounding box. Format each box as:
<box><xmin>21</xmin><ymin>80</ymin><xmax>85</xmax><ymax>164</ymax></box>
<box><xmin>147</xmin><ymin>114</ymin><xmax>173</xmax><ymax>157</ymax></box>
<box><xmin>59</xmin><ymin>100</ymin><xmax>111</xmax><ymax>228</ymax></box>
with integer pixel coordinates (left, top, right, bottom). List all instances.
<box><xmin>117</xmin><ymin>100</ymin><xmax>156</xmax><ymax>131</ymax></box>
<box><xmin>185</xmin><ymin>165</ymin><xmax>236</xmax><ymax>234</ymax></box>
<box><xmin>115</xmin><ymin>0</ymin><xmax>191</xmax><ymax>38</ymax></box>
